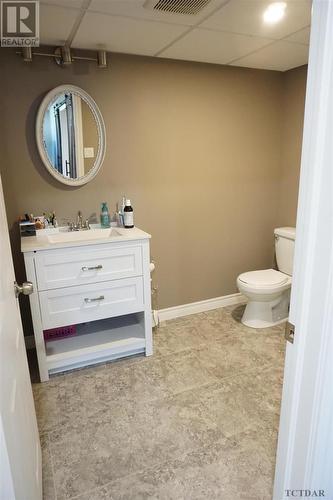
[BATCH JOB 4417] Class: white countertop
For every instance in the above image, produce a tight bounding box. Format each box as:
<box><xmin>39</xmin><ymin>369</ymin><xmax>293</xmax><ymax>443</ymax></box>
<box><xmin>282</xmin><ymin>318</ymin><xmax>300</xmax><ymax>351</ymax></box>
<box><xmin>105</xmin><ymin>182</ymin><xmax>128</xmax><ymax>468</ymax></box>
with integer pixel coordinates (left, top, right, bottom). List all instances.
<box><xmin>21</xmin><ymin>225</ymin><xmax>151</xmax><ymax>253</ymax></box>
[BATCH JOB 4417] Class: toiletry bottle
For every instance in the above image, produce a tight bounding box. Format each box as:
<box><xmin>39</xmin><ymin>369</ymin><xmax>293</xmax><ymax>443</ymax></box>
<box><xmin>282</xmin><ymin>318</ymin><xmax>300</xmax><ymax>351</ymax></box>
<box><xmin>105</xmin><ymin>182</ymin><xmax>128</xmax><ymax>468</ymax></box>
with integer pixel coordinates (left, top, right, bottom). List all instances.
<box><xmin>53</xmin><ymin>212</ymin><xmax>58</xmax><ymax>228</ymax></box>
<box><xmin>124</xmin><ymin>199</ymin><xmax>134</xmax><ymax>228</ymax></box>
<box><xmin>117</xmin><ymin>196</ymin><xmax>126</xmax><ymax>227</ymax></box>
<box><xmin>116</xmin><ymin>201</ymin><xmax>123</xmax><ymax>227</ymax></box>
<box><xmin>100</xmin><ymin>202</ymin><xmax>110</xmax><ymax>228</ymax></box>
<box><xmin>118</xmin><ymin>212</ymin><xmax>124</xmax><ymax>227</ymax></box>
<box><xmin>121</xmin><ymin>196</ymin><xmax>126</xmax><ymax>215</ymax></box>
<box><xmin>43</xmin><ymin>213</ymin><xmax>49</xmax><ymax>228</ymax></box>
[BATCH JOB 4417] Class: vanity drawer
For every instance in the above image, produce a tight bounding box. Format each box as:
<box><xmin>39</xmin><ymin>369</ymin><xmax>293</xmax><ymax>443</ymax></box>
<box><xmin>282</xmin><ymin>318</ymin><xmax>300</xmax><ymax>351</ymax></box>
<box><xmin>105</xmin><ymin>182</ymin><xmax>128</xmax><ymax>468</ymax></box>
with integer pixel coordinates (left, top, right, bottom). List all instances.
<box><xmin>39</xmin><ymin>277</ymin><xmax>144</xmax><ymax>330</ymax></box>
<box><xmin>35</xmin><ymin>244</ymin><xmax>143</xmax><ymax>291</ymax></box>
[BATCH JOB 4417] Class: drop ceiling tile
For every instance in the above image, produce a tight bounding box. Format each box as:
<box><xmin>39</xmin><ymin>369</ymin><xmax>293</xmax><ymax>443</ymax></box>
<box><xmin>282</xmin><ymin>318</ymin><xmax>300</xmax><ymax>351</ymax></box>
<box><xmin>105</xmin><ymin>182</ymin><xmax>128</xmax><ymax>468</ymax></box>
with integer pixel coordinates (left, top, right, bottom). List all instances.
<box><xmin>159</xmin><ymin>28</ymin><xmax>272</xmax><ymax>65</ymax></box>
<box><xmin>202</xmin><ymin>0</ymin><xmax>311</xmax><ymax>40</ymax></box>
<box><xmin>284</xmin><ymin>26</ymin><xmax>310</xmax><ymax>45</ymax></box>
<box><xmin>89</xmin><ymin>0</ymin><xmax>228</xmax><ymax>27</ymax></box>
<box><xmin>231</xmin><ymin>40</ymin><xmax>309</xmax><ymax>71</ymax></box>
<box><xmin>40</xmin><ymin>4</ymin><xmax>80</xmax><ymax>45</ymax></box>
<box><xmin>72</xmin><ymin>12</ymin><xmax>189</xmax><ymax>55</ymax></box>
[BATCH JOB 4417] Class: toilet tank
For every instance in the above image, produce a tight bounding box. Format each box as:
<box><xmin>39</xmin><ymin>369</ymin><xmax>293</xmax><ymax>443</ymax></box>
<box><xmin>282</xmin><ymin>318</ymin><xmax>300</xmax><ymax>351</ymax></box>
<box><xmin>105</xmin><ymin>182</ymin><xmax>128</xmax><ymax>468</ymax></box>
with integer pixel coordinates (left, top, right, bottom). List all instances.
<box><xmin>274</xmin><ymin>227</ymin><xmax>296</xmax><ymax>276</ymax></box>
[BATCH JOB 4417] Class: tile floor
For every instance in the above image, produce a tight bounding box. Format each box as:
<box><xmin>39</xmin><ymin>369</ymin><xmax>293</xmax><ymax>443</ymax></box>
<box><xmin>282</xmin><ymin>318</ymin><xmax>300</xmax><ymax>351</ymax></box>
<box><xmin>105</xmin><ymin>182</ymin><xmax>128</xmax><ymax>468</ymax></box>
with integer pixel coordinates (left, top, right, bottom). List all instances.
<box><xmin>31</xmin><ymin>304</ymin><xmax>286</xmax><ymax>500</ymax></box>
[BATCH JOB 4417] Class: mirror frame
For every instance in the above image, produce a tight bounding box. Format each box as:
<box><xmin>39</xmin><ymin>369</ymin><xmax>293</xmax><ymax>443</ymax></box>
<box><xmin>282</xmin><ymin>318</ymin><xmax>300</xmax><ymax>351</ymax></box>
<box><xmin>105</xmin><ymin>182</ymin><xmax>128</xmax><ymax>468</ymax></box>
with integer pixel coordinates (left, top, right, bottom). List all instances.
<box><xmin>36</xmin><ymin>84</ymin><xmax>106</xmax><ymax>186</ymax></box>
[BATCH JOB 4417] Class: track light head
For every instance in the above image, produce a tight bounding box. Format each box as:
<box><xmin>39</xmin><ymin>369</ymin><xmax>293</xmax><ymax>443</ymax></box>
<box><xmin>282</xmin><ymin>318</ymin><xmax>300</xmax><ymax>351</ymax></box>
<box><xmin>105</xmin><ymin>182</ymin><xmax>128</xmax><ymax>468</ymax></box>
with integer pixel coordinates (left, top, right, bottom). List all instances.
<box><xmin>97</xmin><ymin>50</ymin><xmax>107</xmax><ymax>68</ymax></box>
<box><xmin>61</xmin><ymin>46</ymin><xmax>72</xmax><ymax>65</ymax></box>
<box><xmin>54</xmin><ymin>46</ymin><xmax>72</xmax><ymax>66</ymax></box>
<box><xmin>22</xmin><ymin>47</ymin><xmax>32</xmax><ymax>62</ymax></box>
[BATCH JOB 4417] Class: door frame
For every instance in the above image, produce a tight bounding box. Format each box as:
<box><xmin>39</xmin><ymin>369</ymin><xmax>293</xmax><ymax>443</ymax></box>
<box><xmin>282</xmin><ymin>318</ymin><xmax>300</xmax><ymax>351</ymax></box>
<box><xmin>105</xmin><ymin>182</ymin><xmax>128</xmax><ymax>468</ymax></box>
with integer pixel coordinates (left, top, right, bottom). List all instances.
<box><xmin>274</xmin><ymin>0</ymin><xmax>333</xmax><ymax>497</ymax></box>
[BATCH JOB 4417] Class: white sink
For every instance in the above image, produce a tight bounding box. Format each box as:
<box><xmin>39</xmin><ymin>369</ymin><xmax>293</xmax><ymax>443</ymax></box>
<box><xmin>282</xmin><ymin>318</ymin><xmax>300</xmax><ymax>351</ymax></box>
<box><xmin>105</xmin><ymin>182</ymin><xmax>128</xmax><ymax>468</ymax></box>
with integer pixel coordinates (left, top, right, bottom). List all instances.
<box><xmin>47</xmin><ymin>228</ymin><xmax>122</xmax><ymax>244</ymax></box>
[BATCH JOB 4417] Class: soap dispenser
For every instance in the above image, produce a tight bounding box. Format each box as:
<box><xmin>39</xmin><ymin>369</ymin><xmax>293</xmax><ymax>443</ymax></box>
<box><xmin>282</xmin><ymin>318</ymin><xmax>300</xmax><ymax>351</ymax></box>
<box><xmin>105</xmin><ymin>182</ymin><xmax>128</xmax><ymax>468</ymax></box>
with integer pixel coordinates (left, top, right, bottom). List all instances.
<box><xmin>100</xmin><ymin>202</ymin><xmax>110</xmax><ymax>228</ymax></box>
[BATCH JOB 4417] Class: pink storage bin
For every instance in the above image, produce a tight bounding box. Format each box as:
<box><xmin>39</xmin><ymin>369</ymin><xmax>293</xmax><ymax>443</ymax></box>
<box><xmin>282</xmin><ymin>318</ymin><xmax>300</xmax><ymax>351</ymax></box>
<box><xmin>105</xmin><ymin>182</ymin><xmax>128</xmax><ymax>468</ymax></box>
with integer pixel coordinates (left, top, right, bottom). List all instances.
<box><xmin>43</xmin><ymin>324</ymin><xmax>77</xmax><ymax>341</ymax></box>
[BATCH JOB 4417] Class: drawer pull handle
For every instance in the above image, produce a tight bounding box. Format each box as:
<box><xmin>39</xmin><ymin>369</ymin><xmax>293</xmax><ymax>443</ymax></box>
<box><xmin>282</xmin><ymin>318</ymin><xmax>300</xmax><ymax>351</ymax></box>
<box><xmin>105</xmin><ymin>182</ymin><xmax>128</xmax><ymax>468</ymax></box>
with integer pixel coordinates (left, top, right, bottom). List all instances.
<box><xmin>84</xmin><ymin>295</ymin><xmax>105</xmax><ymax>303</ymax></box>
<box><xmin>82</xmin><ymin>265</ymin><xmax>103</xmax><ymax>271</ymax></box>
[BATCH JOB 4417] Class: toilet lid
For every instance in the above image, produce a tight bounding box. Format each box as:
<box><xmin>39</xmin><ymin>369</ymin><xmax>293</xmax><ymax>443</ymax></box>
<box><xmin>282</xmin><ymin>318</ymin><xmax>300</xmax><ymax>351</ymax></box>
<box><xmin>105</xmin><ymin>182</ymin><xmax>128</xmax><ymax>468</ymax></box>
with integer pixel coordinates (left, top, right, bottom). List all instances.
<box><xmin>239</xmin><ymin>269</ymin><xmax>288</xmax><ymax>287</ymax></box>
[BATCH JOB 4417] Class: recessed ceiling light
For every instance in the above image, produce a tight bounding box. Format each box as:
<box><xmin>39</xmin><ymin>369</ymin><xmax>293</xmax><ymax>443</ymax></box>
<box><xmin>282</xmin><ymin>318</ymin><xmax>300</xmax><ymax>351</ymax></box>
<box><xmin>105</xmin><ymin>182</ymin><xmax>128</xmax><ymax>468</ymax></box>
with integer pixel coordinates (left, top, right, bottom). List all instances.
<box><xmin>263</xmin><ymin>2</ymin><xmax>287</xmax><ymax>24</ymax></box>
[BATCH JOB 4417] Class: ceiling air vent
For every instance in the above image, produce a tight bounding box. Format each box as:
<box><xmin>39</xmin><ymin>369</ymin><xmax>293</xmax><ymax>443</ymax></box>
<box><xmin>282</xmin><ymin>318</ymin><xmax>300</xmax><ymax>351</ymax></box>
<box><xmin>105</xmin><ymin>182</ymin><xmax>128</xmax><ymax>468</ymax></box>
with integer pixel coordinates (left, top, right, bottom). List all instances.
<box><xmin>144</xmin><ymin>0</ymin><xmax>212</xmax><ymax>15</ymax></box>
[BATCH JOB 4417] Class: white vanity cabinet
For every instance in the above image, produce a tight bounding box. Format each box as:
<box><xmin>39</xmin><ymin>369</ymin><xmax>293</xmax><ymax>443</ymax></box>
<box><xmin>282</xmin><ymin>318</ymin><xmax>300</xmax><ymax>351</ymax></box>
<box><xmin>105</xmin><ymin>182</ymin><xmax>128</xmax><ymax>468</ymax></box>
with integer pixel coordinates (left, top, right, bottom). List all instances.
<box><xmin>22</xmin><ymin>227</ymin><xmax>152</xmax><ymax>381</ymax></box>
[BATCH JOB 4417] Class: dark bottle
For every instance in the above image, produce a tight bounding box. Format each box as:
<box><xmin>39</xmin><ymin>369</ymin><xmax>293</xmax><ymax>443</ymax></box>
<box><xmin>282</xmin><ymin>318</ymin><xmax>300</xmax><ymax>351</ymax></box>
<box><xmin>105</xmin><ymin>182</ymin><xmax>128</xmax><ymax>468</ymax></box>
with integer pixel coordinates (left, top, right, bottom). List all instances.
<box><xmin>124</xmin><ymin>199</ymin><xmax>134</xmax><ymax>228</ymax></box>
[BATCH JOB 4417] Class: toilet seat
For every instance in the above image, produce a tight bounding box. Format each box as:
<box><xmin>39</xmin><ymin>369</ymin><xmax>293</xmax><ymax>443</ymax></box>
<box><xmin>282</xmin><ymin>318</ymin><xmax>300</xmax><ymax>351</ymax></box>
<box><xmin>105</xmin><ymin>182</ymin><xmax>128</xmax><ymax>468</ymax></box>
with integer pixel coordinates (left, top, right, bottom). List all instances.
<box><xmin>238</xmin><ymin>269</ymin><xmax>288</xmax><ymax>288</ymax></box>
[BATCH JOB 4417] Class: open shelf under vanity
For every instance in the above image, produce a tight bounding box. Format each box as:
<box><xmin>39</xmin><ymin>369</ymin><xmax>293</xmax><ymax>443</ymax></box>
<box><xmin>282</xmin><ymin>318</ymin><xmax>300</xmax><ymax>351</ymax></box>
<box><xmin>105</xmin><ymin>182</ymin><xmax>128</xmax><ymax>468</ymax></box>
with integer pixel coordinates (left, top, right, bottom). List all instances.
<box><xmin>45</xmin><ymin>314</ymin><xmax>146</xmax><ymax>375</ymax></box>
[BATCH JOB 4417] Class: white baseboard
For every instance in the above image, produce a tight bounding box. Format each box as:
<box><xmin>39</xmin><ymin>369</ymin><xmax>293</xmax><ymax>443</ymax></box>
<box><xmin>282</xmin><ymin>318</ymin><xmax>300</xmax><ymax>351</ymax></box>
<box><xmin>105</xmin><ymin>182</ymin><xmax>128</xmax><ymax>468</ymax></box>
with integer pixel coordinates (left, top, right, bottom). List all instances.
<box><xmin>157</xmin><ymin>292</ymin><xmax>247</xmax><ymax>323</ymax></box>
<box><xmin>25</xmin><ymin>293</ymin><xmax>246</xmax><ymax>348</ymax></box>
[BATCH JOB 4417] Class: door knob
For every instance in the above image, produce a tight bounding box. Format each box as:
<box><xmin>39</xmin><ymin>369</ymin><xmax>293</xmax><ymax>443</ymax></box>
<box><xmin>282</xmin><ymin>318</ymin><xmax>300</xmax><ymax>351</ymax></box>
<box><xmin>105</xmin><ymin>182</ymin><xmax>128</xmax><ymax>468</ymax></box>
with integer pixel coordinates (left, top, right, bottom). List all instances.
<box><xmin>14</xmin><ymin>281</ymin><xmax>33</xmax><ymax>298</ymax></box>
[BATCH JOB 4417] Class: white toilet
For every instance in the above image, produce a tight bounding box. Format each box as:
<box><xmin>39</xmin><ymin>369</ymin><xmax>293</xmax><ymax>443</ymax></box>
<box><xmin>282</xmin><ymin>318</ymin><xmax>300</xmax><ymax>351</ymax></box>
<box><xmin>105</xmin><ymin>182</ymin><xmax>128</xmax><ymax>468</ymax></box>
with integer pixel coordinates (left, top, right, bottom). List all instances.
<box><xmin>237</xmin><ymin>227</ymin><xmax>296</xmax><ymax>328</ymax></box>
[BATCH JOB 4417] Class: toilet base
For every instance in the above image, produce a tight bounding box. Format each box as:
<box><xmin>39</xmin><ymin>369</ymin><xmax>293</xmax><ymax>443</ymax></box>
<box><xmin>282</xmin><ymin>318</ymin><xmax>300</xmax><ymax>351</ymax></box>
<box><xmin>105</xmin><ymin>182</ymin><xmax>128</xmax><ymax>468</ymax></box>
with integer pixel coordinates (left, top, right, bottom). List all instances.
<box><xmin>241</xmin><ymin>289</ymin><xmax>290</xmax><ymax>329</ymax></box>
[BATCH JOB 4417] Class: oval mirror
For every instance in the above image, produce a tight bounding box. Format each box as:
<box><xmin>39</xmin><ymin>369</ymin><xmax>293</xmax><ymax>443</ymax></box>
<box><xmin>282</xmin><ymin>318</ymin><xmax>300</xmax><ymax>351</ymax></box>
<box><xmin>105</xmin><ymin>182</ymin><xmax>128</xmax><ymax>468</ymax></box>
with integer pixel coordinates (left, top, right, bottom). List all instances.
<box><xmin>36</xmin><ymin>85</ymin><xmax>106</xmax><ymax>186</ymax></box>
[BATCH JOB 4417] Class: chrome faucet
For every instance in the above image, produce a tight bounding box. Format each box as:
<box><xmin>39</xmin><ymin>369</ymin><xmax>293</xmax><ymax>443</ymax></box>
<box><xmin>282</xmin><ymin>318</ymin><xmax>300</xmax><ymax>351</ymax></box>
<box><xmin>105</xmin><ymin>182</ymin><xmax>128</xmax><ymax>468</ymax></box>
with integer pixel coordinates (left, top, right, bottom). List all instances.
<box><xmin>68</xmin><ymin>211</ymin><xmax>90</xmax><ymax>231</ymax></box>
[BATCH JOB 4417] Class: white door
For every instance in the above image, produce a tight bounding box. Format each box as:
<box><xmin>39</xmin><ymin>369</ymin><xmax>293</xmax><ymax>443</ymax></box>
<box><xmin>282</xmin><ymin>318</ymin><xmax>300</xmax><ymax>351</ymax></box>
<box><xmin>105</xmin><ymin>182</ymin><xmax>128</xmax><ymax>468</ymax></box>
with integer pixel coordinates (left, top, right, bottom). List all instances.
<box><xmin>0</xmin><ymin>174</ymin><xmax>42</xmax><ymax>500</ymax></box>
<box><xmin>274</xmin><ymin>1</ymin><xmax>333</xmax><ymax>498</ymax></box>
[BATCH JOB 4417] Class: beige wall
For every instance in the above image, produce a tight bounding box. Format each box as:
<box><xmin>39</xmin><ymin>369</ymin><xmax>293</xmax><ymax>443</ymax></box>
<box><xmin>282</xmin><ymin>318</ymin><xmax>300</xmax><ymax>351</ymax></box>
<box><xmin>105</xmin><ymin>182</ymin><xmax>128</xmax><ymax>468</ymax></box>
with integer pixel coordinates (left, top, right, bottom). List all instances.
<box><xmin>0</xmin><ymin>48</ymin><xmax>305</xmax><ymax>335</ymax></box>
<box><xmin>278</xmin><ymin>65</ymin><xmax>307</xmax><ymax>226</ymax></box>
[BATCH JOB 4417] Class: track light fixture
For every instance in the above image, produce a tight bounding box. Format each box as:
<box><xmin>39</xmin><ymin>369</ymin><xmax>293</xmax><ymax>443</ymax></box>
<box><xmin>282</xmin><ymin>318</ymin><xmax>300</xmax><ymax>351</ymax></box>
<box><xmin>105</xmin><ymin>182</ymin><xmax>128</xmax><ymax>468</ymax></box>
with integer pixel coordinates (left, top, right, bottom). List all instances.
<box><xmin>97</xmin><ymin>50</ymin><xmax>107</xmax><ymax>68</ymax></box>
<box><xmin>54</xmin><ymin>46</ymin><xmax>72</xmax><ymax>66</ymax></box>
<box><xmin>17</xmin><ymin>47</ymin><xmax>108</xmax><ymax>68</ymax></box>
<box><xmin>22</xmin><ymin>47</ymin><xmax>32</xmax><ymax>62</ymax></box>
<box><xmin>61</xmin><ymin>46</ymin><xmax>72</xmax><ymax>65</ymax></box>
